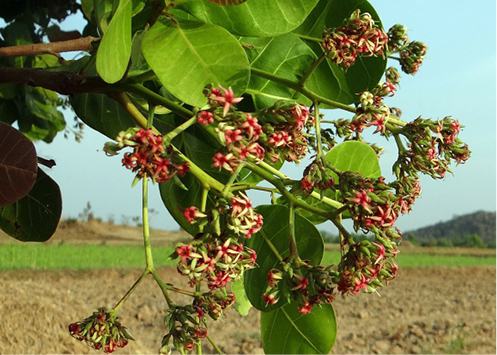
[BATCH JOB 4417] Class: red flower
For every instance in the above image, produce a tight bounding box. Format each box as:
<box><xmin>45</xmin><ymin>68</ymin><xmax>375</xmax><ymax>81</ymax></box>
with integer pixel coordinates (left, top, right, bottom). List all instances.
<box><xmin>197</xmin><ymin>111</ymin><xmax>214</xmax><ymax>125</ymax></box>
<box><xmin>210</xmin><ymin>87</ymin><xmax>243</xmax><ymax>116</ymax></box>
<box><xmin>224</xmin><ymin>128</ymin><xmax>243</xmax><ymax>145</ymax></box>
<box><xmin>300</xmin><ymin>176</ymin><xmax>314</xmax><ymax>193</ymax></box>
<box><xmin>183</xmin><ymin>206</ymin><xmax>204</xmax><ymax>224</ymax></box>
<box><xmin>351</xmin><ymin>190</ymin><xmax>371</xmax><ymax>210</ymax></box>
<box><xmin>176</xmin><ymin>244</ymin><xmax>192</xmax><ymax>261</ymax></box>
<box><xmin>298</xmin><ymin>301</ymin><xmax>313</xmax><ymax>315</ymax></box>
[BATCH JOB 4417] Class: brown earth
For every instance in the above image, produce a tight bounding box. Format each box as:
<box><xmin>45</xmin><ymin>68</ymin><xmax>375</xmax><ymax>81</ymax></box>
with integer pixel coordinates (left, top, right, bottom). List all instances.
<box><xmin>0</xmin><ymin>266</ymin><xmax>495</xmax><ymax>354</ymax></box>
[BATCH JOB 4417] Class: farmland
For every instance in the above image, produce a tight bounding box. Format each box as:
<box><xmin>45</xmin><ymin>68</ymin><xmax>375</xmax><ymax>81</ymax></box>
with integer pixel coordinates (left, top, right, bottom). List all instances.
<box><xmin>0</xmin><ymin>222</ymin><xmax>495</xmax><ymax>354</ymax></box>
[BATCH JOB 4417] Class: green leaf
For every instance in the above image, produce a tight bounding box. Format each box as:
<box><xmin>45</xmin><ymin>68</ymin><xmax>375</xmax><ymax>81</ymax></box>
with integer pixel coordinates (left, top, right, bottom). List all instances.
<box><xmin>232</xmin><ymin>277</ymin><xmax>252</xmax><ymax>316</ymax></box>
<box><xmin>260</xmin><ymin>302</ymin><xmax>336</xmax><ymax>354</ymax></box>
<box><xmin>142</xmin><ymin>17</ymin><xmax>250</xmax><ymax>107</ymax></box>
<box><xmin>0</xmin><ymin>169</ymin><xmax>62</xmax><ymax>242</ymax></box>
<box><xmin>180</xmin><ymin>0</ymin><xmax>319</xmax><ymax>37</ymax></box>
<box><xmin>70</xmin><ymin>93</ymin><xmax>135</xmax><ymax>139</ymax></box>
<box><xmin>244</xmin><ymin>205</ymin><xmax>323</xmax><ymax>311</ymax></box>
<box><xmin>294</xmin><ymin>0</ymin><xmax>387</xmax><ymax>95</ymax></box>
<box><xmin>325</xmin><ymin>140</ymin><xmax>381</xmax><ymax>178</ymax></box>
<box><xmin>245</xmin><ymin>34</ymin><xmax>353</xmax><ymax>109</ymax></box>
<box><xmin>96</xmin><ymin>0</ymin><xmax>132</xmax><ymax>83</ymax></box>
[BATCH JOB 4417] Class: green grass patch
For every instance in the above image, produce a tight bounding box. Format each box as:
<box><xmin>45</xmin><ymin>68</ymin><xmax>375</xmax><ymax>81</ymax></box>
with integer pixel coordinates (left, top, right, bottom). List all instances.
<box><xmin>0</xmin><ymin>244</ymin><xmax>494</xmax><ymax>270</ymax></box>
<box><xmin>0</xmin><ymin>244</ymin><xmax>176</xmax><ymax>270</ymax></box>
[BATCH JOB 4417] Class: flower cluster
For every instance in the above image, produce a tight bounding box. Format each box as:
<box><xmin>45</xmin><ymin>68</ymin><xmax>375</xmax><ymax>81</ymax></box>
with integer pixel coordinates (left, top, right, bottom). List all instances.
<box><xmin>160</xmin><ymin>292</ymin><xmax>235</xmax><ymax>353</ymax></box>
<box><xmin>336</xmin><ymin>237</ymin><xmax>399</xmax><ymax>296</ymax></box>
<box><xmin>160</xmin><ymin>305</ymin><xmax>207</xmax><ymax>354</ymax></box>
<box><xmin>184</xmin><ymin>193</ymin><xmax>263</xmax><ymax>239</ymax></box>
<box><xmin>69</xmin><ymin>308</ymin><xmax>132</xmax><ymax>353</ymax></box>
<box><xmin>394</xmin><ymin>117</ymin><xmax>470</xmax><ymax>179</ymax></box>
<box><xmin>387</xmin><ymin>24</ymin><xmax>427</xmax><ymax>75</ymax></box>
<box><xmin>399</xmin><ymin>41</ymin><xmax>428</xmax><ymax>75</ymax></box>
<box><xmin>322</xmin><ymin>9</ymin><xmax>388</xmax><ymax>69</ymax></box>
<box><xmin>175</xmin><ymin>235</ymin><xmax>257</xmax><ymax>290</ymax></box>
<box><xmin>199</xmin><ymin>87</ymin><xmax>313</xmax><ymax>171</ymax></box>
<box><xmin>263</xmin><ymin>264</ymin><xmax>338</xmax><ymax>315</ymax></box>
<box><xmin>259</xmin><ymin>103</ymin><xmax>312</xmax><ymax>162</ymax></box>
<box><xmin>299</xmin><ymin>160</ymin><xmax>335</xmax><ymax>194</ymax></box>
<box><xmin>105</xmin><ymin>128</ymin><xmax>188</xmax><ymax>183</ymax></box>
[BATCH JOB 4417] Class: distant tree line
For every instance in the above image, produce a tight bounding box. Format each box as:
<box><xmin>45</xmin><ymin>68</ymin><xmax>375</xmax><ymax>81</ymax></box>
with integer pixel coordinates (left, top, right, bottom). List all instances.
<box><xmin>405</xmin><ymin>210</ymin><xmax>495</xmax><ymax>248</ymax></box>
<box><xmin>321</xmin><ymin>211</ymin><xmax>496</xmax><ymax>248</ymax></box>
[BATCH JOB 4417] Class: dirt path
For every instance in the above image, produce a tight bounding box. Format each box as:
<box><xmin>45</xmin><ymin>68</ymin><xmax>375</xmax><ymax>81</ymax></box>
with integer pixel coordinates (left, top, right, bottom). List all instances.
<box><xmin>0</xmin><ymin>267</ymin><xmax>494</xmax><ymax>354</ymax></box>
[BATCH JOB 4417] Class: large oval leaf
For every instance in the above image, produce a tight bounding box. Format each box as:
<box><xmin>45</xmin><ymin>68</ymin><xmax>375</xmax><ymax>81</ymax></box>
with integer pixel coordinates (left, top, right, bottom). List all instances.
<box><xmin>244</xmin><ymin>205</ymin><xmax>324</xmax><ymax>311</ymax></box>
<box><xmin>245</xmin><ymin>34</ymin><xmax>352</xmax><ymax>109</ymax></box>
<box><xmin>70</xmin><ymin>93</ymin><xmax>136</xmax><ymax>139</ymax></box>
<box><xmin>96</xmin><ymin>0</ymin><xmax>132</xmax><ymax>83</ymax></box>
<box><xmin>0</xmin><ymin>168</ymin><xmax>62</xmax><ymax>242</ymax></box>
<box><xmin>294</xmin><ymin>0</ymin><xmax>387</xmax><ymax>96</ymax></box>
<box><xmin>142</xmin><ymin>17</ymin><xmax>250</xmax><ymax>107</ymax></box>
<box><xmin>325</xmin><ymin>140</ymin><xmax>381</xmax><ymax>178</ymax></box>
<box><xmin>180</xmin><ymin>0</ymin><xmax>319</xmax><ymax>37</ymax></box>
<box><xmin>260</xmin><ymin>302</ymin><xmax>336</xmax><ymax>354</ymax></box>
<box><xmin>0</xmin><ymin>122</ymin><xmax>37</xmax><ymax>206</ymax></box>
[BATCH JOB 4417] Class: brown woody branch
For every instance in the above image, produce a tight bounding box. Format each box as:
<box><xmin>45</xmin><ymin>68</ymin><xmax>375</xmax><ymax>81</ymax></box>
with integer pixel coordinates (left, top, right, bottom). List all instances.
<box><xmin>0</xmin><ymin>67</ymin><xmax>109</xmax><ymax>95</ymax></box>
<box><xmin>0</xmin><ymin>36</ymin><xmax>98</xmax><ymax>57</ymax></box>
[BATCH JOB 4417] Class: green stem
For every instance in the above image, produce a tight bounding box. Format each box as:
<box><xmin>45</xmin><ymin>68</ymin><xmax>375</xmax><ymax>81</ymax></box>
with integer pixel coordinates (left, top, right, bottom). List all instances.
<box><xmin>230</xmin><ymin>184</ymin><xmax>278</xmax><ymax>193</ymax></box>
<box><xmin>163</xmin><ymin>115</ymin><xmax>197</xmax><ymax>143</ymax></box>
<box><xmin>207</xmin><ymin>335</ymin><xmax>223</xmax><ymax>354</ymax></box>
<box><xmin>314</xmin><ymin>101</ymin><xmax>324</xmax><ymax>159</ymax></box>
<box><xmin>297</xmin><ymin>34</ymin><xmax>322</xmax><ymax>43</ymax></box>
<box><xmin>151</xmin><ymin>270</ymin><xmax>174</xmax><ymax>306</ymax></box>
<box><xmin>171</xmin><ymin>145</ymin><xmax>228</xmax><ymax>194</ymax></box>
<box><xmin>288</xmin><ymin>203</ymin><xmax>298</xmax><ymax>260</ymax></box>
<box><xmin>388</xmin><ymin>55</ymin><xmax>401</xmax><ymax>61</ymax></box>
<box><xmin>222</xmin><ymin>162</ymin><xmax>245</xmax><ymax>197</ymax></box>
<box><xmin>142</xmin><ymin>178</ymin><xmax>155</xmax><ymax>272</ymax></box>
<box><xmin>125</xmin><ymin>83</ymin><xmax>193</xmax><ymax>118</ymax></box>
<box><xmin>111</xmin><ymin>270</ymin><xmax>148</xmax><ymax>314</ymax></box>
<box><xmin>262</xmin><ymin>233</ymin><xmax>284</xmax><ymax>263</ymax></box>
<box><xmin>394</xmin><ymin>134</ymin><xmax>406</xmax><ymax>153</ymax></box>
<box><xmin>251</xmin><ymin>68</ymin><xmax>356</xmax><ymax>113</ymax></box>
<box><xmin>246</xmin><ymin>162</ymin><xmax>333</xmax><ymax>217</ymax></box>
<box><xmin>255</xmin><ymin>160</ymin><xmax>343</xmax><ymax>209</ymax></box>
<box><xmin>387</xmin><ymin>115</ymin><xmax>407</xmax><ymax>127</ymax></box>
<box><xmin>298</xmin><ymin>53</ymin><xmax>326</xmax><ymax>88</ymax></box>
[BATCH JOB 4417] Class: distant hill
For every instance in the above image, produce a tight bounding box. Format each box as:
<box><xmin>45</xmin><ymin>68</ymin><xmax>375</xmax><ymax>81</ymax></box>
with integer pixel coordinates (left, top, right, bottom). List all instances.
<box><xmin>405</xmin><ymin>211</ymin><xmax>496</xmax><ymax>247</ymax></box>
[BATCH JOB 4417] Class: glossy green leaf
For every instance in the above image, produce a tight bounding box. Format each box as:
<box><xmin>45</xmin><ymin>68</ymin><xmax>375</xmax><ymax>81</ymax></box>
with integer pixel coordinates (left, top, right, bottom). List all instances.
<box><xmin>245</xmin><ymin>34</ymin><xmax>352</xmax><ymax>109</ymax></box>
<box><xmin>260</xmin><ymin>302</ymin><xmax>336</xmax><ymax>354</ymax></box>
<box><xmin>0</xmin><ymin>169</ymin><xmax>62</xmax><ymax>242</ymax></box>
<box><xmin>96</xmin><ymin>0</ymin><xmax>132</xmax><ymax>83</ymax></box>
<box><xmin>325</xmin><ymin>140</ymin><xmax>381</xmax><ymax>178</ymax></box>
<box><xmin>244</xmin><ymin>205</ymin><xmax>323</xmax><ymax>311</ymax></box>
<box><xmin>232</xmin><ymin>277</ymin><xmax>252</xmax><ymax>316</ymax></box>
<box><xmin>180</xmin><ymin>0</ymin><xmax>319</xmax><ymax>37</ymax></box>
<box><xmin>295</xmin><ymin>0</ymin><xmax>387</xmax><ymax>95</ymax></box>
<box><xmin>70</xmin><ymin>93</ymin><xmax>135</xmax><ymax>139</ymax></box>
<box><xmin>142</xmin><ymin>17</ymin><xmax>250</xmax><ymax>107</ymax></box>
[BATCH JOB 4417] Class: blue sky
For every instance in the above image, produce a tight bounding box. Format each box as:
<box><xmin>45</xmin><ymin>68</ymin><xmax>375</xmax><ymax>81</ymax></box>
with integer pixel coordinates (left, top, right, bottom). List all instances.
<box><xmin>34</xmin><ymin>0</ymin><xmax>496</xmax><ymax>232</ymax></box>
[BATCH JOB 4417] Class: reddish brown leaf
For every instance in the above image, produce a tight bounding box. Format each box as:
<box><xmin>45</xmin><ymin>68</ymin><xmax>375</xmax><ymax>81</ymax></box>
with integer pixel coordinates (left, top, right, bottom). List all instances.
<box><xmin>0</xmin><ymin>122</ymin><xmax>38</xmax><ymax>206</ymax></box>
<box><xmin>207</xmin><ymin>0</ymin><xmax>247</xmax><ymax>5</ymax></box>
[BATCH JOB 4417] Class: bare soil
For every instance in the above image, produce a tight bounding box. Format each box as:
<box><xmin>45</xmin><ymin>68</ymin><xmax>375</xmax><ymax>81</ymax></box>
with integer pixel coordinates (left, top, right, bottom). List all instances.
<box><xmin>0</xmin><ymin>266</ymin><xmax>495</xmax><ymax>354</ymax></box>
